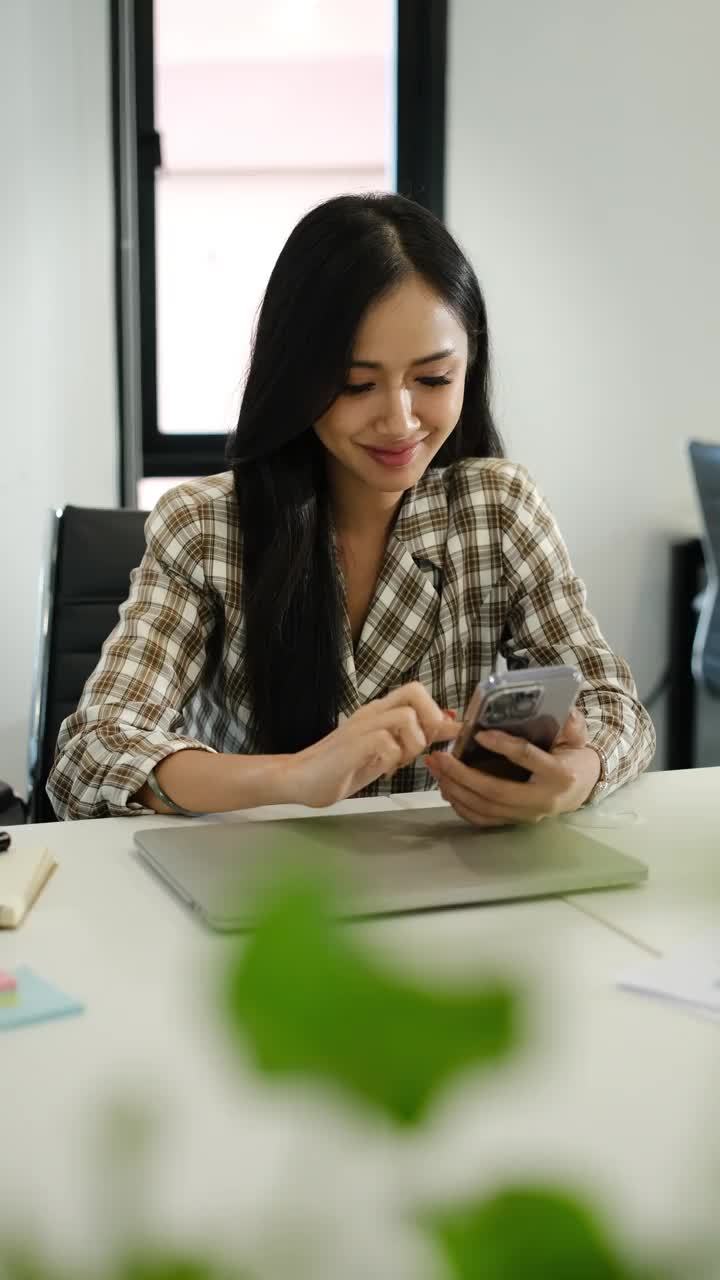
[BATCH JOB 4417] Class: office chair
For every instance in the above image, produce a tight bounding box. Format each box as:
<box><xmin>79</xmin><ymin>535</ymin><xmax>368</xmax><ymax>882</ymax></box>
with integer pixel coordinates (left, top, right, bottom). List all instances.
<box><xmin>4</xmin><ymin>506</ymin><xmax>149</xmax><ymax>824</ymax></box>
<box><xmin>688</xmin><ymin>441</ymin><xmax>720</xmax><ymax>697</ymax></box>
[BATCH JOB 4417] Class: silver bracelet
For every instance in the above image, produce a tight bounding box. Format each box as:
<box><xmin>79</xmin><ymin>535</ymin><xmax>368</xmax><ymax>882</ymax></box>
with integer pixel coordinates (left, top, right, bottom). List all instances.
<box><xmin>145</xmin><ymin>767</ymin><xmax>205</xmax><ymax>818</ymax></box>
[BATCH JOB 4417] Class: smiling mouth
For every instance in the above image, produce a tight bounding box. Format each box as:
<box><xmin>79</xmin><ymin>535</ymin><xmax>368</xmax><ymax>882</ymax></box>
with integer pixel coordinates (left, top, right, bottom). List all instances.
<box><xmin>361</xmin><ymin>439</ymin><xmax>427</xmax><ymax>467</ymax></box>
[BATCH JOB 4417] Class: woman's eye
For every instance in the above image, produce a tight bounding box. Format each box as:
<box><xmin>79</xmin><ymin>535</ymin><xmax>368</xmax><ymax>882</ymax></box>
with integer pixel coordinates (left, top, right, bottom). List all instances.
<box><xmin>342</xmin><ymin>382</ymin><xmax>375</xmax><ymax>396</ymax></box>
<box><xmin>342</xmin><ymin>375</ymin><xmax>451</xmax><ymax>396</ymax></box>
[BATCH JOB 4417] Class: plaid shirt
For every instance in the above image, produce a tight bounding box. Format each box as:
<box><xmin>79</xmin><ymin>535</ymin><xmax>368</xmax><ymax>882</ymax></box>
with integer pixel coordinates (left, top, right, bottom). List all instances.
<box><xmin>48</xmin><ymin>459</ymin><xmax>655</xmax><ymax>819</ymax></box>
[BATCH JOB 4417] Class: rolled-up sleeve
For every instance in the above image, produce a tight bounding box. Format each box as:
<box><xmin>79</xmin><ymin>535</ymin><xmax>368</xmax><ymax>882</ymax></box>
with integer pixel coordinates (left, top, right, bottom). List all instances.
<box><xmin>499</xmin><ymin>466</ymin><xmax>656</xmax><ymax>802</ymax></box>
<box><xmin>47</xmin><ymin>487</ymin><xmax>218</xmax><ymax>819</ymax></box>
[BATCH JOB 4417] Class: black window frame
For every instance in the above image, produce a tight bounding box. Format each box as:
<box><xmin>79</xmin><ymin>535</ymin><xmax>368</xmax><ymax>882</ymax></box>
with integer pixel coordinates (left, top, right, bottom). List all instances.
<box><xmin>111</xmin><ymin>0</ymin><xmax>448</xmax><ymax>487</ymax></box>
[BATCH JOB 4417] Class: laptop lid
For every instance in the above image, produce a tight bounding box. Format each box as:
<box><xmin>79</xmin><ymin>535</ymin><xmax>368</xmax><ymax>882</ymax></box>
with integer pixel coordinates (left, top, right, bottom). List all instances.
<box><xmin>133</xmin><ymin>808</ymin><xmax>647</xmax><ymax>931</ymax></box>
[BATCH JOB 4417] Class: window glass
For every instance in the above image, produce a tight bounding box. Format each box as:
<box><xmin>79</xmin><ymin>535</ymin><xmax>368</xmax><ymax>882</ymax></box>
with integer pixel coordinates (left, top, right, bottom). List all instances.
<box><xmin>153</xmin><ymin>0</ymin><xmax>395</xmax><ymax>435</ymax></box>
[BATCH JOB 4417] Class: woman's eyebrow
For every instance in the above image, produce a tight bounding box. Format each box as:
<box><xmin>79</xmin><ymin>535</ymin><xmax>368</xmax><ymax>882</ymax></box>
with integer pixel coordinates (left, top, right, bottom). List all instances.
<box><xmin>349</xmin><ymin>347</ymin><xmax>456</xmax><ymax>370</ymax></box>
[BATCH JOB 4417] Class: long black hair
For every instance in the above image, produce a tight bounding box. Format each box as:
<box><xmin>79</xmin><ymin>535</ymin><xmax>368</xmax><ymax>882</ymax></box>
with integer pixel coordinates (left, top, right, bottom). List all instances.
<box><xmin>226</xmin><ymin>192</ymin><xmax>503</xmax><ymax>754</ymax></box>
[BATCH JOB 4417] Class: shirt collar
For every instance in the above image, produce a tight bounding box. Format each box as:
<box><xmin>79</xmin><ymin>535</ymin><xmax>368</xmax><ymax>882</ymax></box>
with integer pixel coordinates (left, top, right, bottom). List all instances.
<box><xmin>391</xmin><ymin>465</ymin><xmax>449</xmax><ymax>572</ymax></box>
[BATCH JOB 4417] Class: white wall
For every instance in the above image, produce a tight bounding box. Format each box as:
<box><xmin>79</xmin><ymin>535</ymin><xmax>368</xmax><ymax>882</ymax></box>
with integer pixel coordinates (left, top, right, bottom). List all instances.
<box><xmin>0</xmin><ymin>0</ymin><xmax>118</xmax><ymax>796</ymax></box>
<box><xmin>447</xmin><ymin>0</ymin><xmax>720</xmax><ymax>766</ymax></box>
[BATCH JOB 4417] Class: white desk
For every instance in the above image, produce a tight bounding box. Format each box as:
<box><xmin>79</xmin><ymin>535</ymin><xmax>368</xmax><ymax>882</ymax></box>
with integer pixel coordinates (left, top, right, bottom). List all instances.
<box><xmin>1</xmin><ymin>775</ymin><xmax>718</xmax><ymax>1273</ymax></box>
<box><xmin>560</xmin><ymin>767</ymin><xmax>720</xmax><ymax>954</ymax></box>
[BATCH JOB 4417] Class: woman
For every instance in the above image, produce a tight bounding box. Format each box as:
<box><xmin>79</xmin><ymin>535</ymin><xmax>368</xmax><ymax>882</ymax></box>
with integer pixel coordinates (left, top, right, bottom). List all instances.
<box><xmin>49</xmin><ymin>193</ymin><xmax>655</xmax><ymax>823</ymax></box>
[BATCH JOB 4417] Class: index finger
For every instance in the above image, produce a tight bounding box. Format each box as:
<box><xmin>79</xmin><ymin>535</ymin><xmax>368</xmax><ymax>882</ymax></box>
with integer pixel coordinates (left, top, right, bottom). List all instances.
<box><xmin>382</xmin><ymin>682</ymin><xmax>459</xmax><ymax>744</ymax></box>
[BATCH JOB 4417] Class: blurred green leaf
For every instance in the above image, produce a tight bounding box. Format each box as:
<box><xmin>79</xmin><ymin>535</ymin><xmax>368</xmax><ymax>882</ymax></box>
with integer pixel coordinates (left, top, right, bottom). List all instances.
<box><xmin>116</xmin><ymin>1252</ymin><xmax>242</xmax><ymax>1280</ymax></box>
<box><xmin>0</xmin><ymin>1246</ymin><xmax>245</xmax><ymax>1280</ymax></box>
<box><xmin>0</xmin><ymin>1245</ymin><xmax>67</xmax><ymax>1280</ymax></box>
<box><xmin>225</xmin><ymin>869</ymin><xmax>519</xmax><ymax>1125</ymax></box>
<box><xmin>426</xmin><ymin>1185</ymin><xmax>643</xmax><ymax>1280</ymax></box>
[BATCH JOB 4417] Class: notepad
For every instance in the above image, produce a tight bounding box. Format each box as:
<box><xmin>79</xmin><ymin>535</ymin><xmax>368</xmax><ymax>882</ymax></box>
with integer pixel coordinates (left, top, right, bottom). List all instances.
<box><xmin>0</xmin><ymin>845</ymin><xmax>56</xmax><ymax>927</ymax></box>
<box><xmin>0</xmin><ymin>966</ymin><xmax>84</xmax><ymax>1031</ymax></box>
<box><xmin>618</xmin><ymin>930</ymin><xmax>720</xmax><ymax>1023</ymax></box>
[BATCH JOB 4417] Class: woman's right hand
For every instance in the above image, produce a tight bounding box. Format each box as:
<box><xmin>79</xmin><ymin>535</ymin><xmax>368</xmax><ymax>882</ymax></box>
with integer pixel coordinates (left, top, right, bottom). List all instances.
<box><xmin>283</xmin><ymin>682</ymin><xmax>460</xmax><ymax>808</ymax></box>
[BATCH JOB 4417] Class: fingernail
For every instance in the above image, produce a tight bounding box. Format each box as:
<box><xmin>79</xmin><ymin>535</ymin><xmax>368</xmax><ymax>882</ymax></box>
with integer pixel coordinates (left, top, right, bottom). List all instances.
<box><xmin>475</xmin><ymin>729</ymin><xmax>497</xmax><ymax>744</ymax></box>
<box><xmin>444</xmin><ymin>709</ymin><xmax>457</xmax><ymax>720</ymax></box>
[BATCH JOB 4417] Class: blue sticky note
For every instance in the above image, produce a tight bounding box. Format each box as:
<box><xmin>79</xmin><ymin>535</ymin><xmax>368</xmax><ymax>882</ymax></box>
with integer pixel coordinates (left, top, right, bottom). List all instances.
<box><xmin>0</xmin><ymin>966</ymin><xmax>84</xmax><ymax>1031</ymax></box>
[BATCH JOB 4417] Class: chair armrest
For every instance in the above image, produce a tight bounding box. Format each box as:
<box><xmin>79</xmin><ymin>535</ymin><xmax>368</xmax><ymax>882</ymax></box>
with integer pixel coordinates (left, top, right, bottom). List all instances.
<box><xmin>0</xmin><ymin>780</ymin><xmax>28</xmax><ymax>825</ymax></box>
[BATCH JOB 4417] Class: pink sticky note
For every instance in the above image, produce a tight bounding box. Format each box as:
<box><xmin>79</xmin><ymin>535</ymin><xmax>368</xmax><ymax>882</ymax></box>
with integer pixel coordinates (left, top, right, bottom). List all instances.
<box><xmin>0</xmin><ymin>970</ymin><xmax>17</xmax><ymax>993</ymax></box>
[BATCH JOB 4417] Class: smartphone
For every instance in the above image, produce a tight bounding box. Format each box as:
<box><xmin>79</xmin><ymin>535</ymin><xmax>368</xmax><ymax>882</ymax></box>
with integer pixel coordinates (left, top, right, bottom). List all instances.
<box><xmin>451</xmin><ymin>665</ymin><xmax>584</xmax><ymax>782</ymax></box>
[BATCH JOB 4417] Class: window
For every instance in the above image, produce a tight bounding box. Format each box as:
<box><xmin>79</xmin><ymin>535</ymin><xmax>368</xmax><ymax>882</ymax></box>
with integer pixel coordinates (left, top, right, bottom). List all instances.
<box><xmin>112</xmin><ymin>0</ymin><xmax>448</xmax><ymax>503</ymax></box>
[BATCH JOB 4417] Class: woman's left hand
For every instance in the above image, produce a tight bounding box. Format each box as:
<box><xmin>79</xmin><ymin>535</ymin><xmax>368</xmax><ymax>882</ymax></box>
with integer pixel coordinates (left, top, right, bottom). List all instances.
<box><xmin>424</xmin><ymin>708</ymin><xmax>601</xmax><ymax>828</ymax></box>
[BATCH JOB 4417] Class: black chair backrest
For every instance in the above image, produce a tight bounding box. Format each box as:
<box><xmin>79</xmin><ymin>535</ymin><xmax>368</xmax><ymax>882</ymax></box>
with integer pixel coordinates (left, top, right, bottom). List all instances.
<box><xmin>688</xmin><ymin>441</ymin><xmax>720</xmax><ymax>697</ymax></box>
<box><xmin>31</xmin><ymin>506</ymin><xmax>148</xmax><ymax>823</ymax></box>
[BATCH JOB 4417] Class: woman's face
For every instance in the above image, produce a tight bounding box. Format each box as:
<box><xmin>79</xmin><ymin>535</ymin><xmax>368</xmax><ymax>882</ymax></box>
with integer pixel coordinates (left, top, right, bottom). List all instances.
<box><xmin>314</xmin><ymin>274</ymin><xmax>469</xmax><ymax>500</ymax></box>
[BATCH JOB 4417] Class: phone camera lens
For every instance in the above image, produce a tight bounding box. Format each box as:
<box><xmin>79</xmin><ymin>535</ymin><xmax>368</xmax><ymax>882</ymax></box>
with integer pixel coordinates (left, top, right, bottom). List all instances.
<box><xmin>484</xmin><ymin>687</ymin><xmax>542</xmax><ymax>725</ymax></box>
<box><xmin>513</xmin><ymin>692</ymin><xmax>539</xmax><ymax>716</ymax></box>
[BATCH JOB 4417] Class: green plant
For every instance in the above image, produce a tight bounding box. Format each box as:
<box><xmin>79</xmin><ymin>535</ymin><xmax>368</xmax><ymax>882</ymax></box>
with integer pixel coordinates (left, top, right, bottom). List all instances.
<box><xmin>224</xmin><ymin>869</ymin><xmax>519</xmax><ymax>1126</ymax></box>
<box><xmin>221</xmin><ymin>861</ymin><xmax>657</xmax><ymax>1280</ymax></box>
<box><xmin>1</xmin><ymin>849</ymin><xmax>710</xmax><ymax>1279</ymax></box>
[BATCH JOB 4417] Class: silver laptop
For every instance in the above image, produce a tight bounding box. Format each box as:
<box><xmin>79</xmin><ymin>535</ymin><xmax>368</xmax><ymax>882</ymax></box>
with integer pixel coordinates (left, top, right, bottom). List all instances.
<box><xmin>133</xmin><ymin>808</ymin><xmax>647</xmax><ymax>931</ymax></box>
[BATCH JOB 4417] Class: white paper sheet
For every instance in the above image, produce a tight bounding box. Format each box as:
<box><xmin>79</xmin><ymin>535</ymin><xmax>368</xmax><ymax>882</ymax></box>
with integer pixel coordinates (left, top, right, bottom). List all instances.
<box><xmin>617</xmin><ymin>929</ymin><xmax>720</xmax><ymax>1023</ymax></box>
